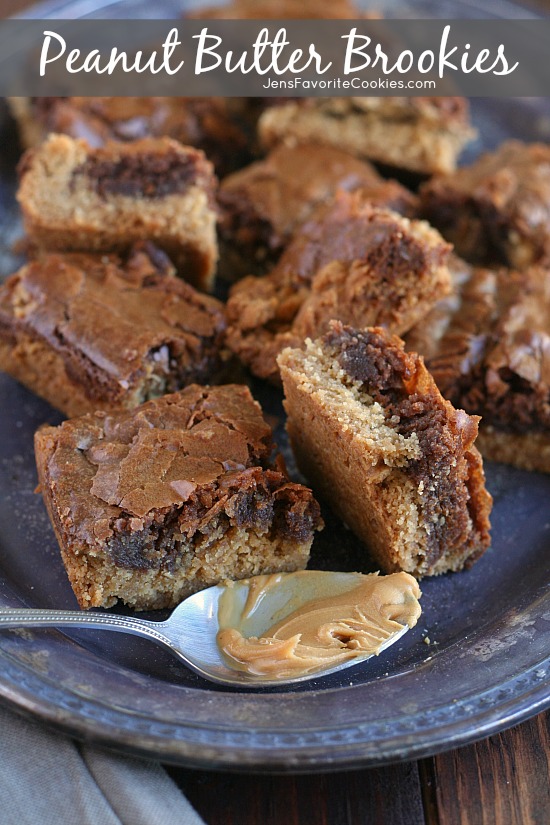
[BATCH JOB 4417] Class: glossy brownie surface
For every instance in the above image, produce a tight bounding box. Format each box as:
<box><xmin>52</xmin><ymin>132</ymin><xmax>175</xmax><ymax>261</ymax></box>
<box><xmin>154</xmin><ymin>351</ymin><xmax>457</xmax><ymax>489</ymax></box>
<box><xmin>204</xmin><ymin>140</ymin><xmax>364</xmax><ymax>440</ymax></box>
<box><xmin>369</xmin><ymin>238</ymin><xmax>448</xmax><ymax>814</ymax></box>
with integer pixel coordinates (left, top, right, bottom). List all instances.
<box><xmin>0</xmin><ymin>245</ymin><xmax>226</xmax><ymax>407</ymax></box>
<box><xmin>420</xmin><ymin>141</ymin><xmax>550</xmax><ymax>266</ymax></box>
<box><xmin>225</xmin><ymin>192</ymin><xmax>451</xmax><ymax>383</ymax></box>
<box><xmin>406</xmin><ymin>261</ymin><xmax>550</xmax><ymax>434</ymax></box>
<box><xmin>218</xmin><ymin>143</ymin><xmax>417</xmax><ymax>273</ymax></box>
<box><xmin>36</xmin><ymin>385</ymin><xmax>323</xmax><ymax>567</ymax></box>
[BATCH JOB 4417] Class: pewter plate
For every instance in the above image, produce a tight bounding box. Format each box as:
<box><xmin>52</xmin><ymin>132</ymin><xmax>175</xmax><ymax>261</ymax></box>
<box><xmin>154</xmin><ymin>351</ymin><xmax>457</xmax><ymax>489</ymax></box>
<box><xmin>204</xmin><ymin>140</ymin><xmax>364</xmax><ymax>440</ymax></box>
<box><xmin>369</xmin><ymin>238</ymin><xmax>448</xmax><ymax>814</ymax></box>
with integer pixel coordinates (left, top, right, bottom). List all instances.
<box><xmin>0</xmin><ymin>0</ymin><xmax>548</xmax><ymax>772</ymax></box>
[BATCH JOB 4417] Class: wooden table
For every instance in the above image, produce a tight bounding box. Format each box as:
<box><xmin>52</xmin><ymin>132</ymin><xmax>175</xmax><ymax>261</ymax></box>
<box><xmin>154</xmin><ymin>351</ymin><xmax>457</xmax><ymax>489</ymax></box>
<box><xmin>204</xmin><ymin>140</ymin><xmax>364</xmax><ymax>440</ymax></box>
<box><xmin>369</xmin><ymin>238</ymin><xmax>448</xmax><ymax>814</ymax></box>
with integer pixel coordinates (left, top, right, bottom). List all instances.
<box><xmin>3</xmin><ymin>1</ymin><xmax>549</xmax><ymax>822</ymax></box>
<box><xmin>166</xmin><ymin>712</ymin><xmax>549</xmax><ymax>824</ymax></box>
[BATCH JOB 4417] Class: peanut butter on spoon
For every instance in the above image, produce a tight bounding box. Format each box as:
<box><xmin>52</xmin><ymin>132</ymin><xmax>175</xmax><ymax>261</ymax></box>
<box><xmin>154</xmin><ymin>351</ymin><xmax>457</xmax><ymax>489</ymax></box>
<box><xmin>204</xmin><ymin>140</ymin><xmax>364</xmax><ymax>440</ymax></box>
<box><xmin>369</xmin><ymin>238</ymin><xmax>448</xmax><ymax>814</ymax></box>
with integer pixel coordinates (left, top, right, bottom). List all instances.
<box><xmin>217</xmin><ymin>570</ymin><xmax>421</xmax><ymax>679</ymax></box>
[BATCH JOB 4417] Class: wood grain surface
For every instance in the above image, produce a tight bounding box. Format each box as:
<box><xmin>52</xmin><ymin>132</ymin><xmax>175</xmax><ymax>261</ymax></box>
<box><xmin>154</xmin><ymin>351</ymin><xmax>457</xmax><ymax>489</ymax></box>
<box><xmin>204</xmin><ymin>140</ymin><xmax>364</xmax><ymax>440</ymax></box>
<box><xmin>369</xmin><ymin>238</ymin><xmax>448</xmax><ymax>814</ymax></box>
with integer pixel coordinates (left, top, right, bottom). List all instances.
<box><xmin>169</xmin><ymin>712</ymin><xmax>549</xmax><ymax>824</ymax></box>
<box><xmin>172</xmin><ymin>760</ymin><xmax>426</xmax><ymax>825</ymax></box>
<box><xmin>422</xmin><ymin>713</ymin><xmax>550</xmax><ymax>825</ymax></box>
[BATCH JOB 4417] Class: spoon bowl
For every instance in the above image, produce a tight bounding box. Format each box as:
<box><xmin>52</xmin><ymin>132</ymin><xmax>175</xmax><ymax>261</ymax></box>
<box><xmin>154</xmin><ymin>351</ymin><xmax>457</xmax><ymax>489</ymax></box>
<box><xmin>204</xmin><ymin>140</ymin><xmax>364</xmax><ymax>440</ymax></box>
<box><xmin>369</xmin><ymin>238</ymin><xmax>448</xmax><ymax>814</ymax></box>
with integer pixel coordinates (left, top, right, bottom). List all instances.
<box><xmin>0</xmin><ymin>571</ymin><xmax>419</xmax><ymax>687</ymax></box>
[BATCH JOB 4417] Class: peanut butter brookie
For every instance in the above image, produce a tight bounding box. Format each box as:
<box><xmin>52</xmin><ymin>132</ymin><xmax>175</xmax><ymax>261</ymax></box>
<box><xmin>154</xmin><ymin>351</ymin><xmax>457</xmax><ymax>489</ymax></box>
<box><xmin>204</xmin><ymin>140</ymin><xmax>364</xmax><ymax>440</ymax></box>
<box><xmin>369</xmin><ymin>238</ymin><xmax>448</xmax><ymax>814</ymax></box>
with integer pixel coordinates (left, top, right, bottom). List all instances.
<box><xmin>0</xmin><ymin>245</ymin><xmax>226</xmax><ymax>418</ymax></box>
<box><xmin>420</xmin><ymin>141</ymin><xmax>550</xmax><ymax>268</ymax></box>
<box><xmin>218</xmin><ymin>143</ymin><xmax>418</xmax><ymax>279</ymax></box>
<box><xmin>258</xmin><ymin>97</ymin><xmax>476</xmax><ymax>176</ymax></box>
<box><xmin>17</xmin><ymin>134</ymin><xmax>219</xmax><ymax>290</ymax></box>
<box><xmin>7</xmin><ymin>96</ymin><xmax>250</xmax><ymax>177</ymax></box>
<box><xmin>278</xmin><ymin>323</ymin><xmax>492</xmax><ymax>577</ymax></box>
<box><xmin>405</xmin><ymin>258</ymin><xmax>550</xmax><ymax>473</ymax></box>
<box><xmin>225</xmin><ymin>191</ymin><xmax>450</xmax><ymax>384</ymax></box>
<box><xmin>34</xmin><ymin>385</ymin><xmax>323</xmax><ymax>610</ymax></box>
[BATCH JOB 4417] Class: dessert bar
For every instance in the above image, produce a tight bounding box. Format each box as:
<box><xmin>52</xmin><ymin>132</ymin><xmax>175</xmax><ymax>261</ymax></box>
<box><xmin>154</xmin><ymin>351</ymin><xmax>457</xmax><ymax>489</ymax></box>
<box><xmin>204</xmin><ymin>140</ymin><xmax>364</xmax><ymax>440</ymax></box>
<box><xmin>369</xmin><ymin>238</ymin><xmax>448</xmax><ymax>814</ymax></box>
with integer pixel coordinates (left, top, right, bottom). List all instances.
<box><xmin>17</xmin><ymin>134</ymin><xmax>218</xmax><ymax>291</ymax></box>
<box><xmin>226</xmin><ymin>192</ymin><xmax>451</xmax><ymax>383</ymax></box>
<box><xmin>420</xmin><ymin>141</ymin><xmax>550</xmax><ymax>268</ymax></box>
<box><xmin>8</xmin><ymin>96</ymin><xmax>250</xmax><ymax>177</ymax></box>
<box><xmin>0</xmin><ymin>245</ymin><xmax>226</xmax><ymax>418</ymax></box>
<box><xmin>218</xmin><ymin>143</ymin><xmax>417</xmax><ymax>278</ymax></box>
<box><xmin>405</xmin><ymin>258</ymin><xmax>550</xmax><ymax>473</ymax></box>
<box><xmin>34</xmin><ymin>385</ymin><xmax>323</xmax><ymax>610</ymax></box>
<box><xmin>258</xmin><ymin>97</ymin><xmax>476</xmax><ymax>176</ymax></box>
<box><xmin>278</xmin><ymin>323</ymin><xmax>492</xmax><ymax>577</ymax></box>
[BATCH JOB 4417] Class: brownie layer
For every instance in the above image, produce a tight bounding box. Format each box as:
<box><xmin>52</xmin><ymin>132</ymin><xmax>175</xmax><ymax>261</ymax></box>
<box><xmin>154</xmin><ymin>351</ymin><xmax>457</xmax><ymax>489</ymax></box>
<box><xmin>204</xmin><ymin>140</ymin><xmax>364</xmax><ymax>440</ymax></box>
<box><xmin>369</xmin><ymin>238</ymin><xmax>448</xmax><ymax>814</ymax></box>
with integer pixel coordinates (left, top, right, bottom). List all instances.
<box><xmin>420</xmin><ymin>141</ymin><xmax>550</xmax><ymax>267</ymax></box>
<box><xmin>0</xmin><ymin>246</ymin><xmax>226</xmax><ymax>417</ymax></box>
<box><xmin>79</xmin><ymin>149</ymin><xmax>210</xmax><ymax>200</ymax></box>
<box><xmin>35</xmin><ymin>386</ymin><xmax>323</xmax><ymax>609</ymax></box>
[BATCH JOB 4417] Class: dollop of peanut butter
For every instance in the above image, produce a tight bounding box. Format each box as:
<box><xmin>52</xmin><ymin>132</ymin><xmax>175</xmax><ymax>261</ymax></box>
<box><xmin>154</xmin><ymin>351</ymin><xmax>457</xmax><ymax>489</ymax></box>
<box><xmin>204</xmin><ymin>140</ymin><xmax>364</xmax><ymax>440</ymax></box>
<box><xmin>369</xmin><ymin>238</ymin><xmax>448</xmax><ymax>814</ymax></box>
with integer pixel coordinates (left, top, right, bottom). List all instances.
<box><xmin>217</xmin><ymin>571</ymin><xmax>421</xmax><ymax>679</ymax></box>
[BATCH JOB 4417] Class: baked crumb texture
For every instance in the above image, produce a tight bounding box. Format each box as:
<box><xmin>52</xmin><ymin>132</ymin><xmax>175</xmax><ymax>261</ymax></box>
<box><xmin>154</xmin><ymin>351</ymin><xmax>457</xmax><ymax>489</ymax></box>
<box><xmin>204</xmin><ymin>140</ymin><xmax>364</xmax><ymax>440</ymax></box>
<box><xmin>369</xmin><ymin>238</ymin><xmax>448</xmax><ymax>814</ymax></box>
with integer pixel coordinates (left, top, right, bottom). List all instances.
<box><xmin>17</xmin><ymin>133</ymin><xmax>219</xmax><ymax>290</ymax></box>
<box><xmin>278</xmin><ymin>323</ymin><xmax>492</xmax><ymax>577</ymax></box>
<box><xmin>218</xmin><ymin>142</ymin><xmax>418</xmax><ymax>279</ymax></box>
<box><xmin>258</xmin><ymin>97</ymin><xmax>476</xmax><ymax>176</ymax></box>
<box><xmin>34</xmin><ymin>385</ymin><xmax>323</xmax><ymax>610</ymax></box>
<box><xmin>226</xmin><ymin>191</ymin><xmax>451</xmax><ymax>384</ymax></box>
<box><xmin>0</xmin><ymin>245</ymin><xmax>227</xmax><ymax>418</ymax></box>
<box><xmin>7</xmin><ymin>96</ymin><xmax>250</xmax><ymax>177</ymax></box>
<box><xmin>405</xmin><ymin>259</ymin><xmax>550</xmax><ymax>473</ymax></box>
<box><xmin>420</xmin><ymin>141</ymin><xmax>550</xmax><ymax>268</ymax></box>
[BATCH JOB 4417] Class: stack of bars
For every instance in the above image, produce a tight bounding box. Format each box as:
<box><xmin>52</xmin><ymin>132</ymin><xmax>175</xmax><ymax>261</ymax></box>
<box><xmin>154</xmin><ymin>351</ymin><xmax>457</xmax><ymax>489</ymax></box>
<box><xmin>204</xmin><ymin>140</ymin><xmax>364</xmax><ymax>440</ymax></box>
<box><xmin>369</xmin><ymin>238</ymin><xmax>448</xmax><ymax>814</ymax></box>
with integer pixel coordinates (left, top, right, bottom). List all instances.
<box><xmin>1</xmin><ymin>0</ymin><xmax>548</xmax><ymax>614</ymax></box>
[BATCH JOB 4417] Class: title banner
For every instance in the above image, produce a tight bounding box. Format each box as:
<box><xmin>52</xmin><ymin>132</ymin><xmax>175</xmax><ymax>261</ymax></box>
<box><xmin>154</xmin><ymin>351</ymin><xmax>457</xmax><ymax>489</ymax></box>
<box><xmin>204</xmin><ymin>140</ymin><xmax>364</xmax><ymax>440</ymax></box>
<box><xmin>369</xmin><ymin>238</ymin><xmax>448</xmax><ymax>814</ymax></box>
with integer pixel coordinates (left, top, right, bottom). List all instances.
<box><xmin>0</xmin><ymin>19</ymin><xmax>547</xmax><ymax>97</ymax></box>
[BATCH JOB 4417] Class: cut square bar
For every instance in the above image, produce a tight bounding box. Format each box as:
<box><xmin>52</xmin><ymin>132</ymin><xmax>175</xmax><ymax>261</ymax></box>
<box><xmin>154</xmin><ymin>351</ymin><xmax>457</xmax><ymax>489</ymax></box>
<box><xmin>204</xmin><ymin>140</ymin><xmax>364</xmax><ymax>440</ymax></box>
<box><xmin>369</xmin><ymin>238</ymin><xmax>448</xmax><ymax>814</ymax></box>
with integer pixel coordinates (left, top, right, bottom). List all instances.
<box><xmin>420</xmin><ymin>141</ymin><xmax>550</xmax><ymax>268</ymax></box>
<box><xmin>8</xmin><ymin>96</ymin><xmax>250</xmax><ymax>177</ymax></box>
<box><xmin>17</xmin><ymin>134</ymin><xmax>218</xmax><ymax>291</ymax></box>
<box><xmin>0</xmin><ymin>246</ymin><xmax>226</xmax><ymax>418</ymax></box>
<box><xmin>35</xmin><ymin>385</ymin><xmax>323</xmax><ymax>610</ymax></box>
<box><xmin>226</xmin><ymin>192</ymin><xmax>450</xmax><ymax>384</ymax></box>
<box><xmin>218</xmin><ymin>143</ymin><xmax>417</xmax><ymax>279</ymax></box>
<box><xmin>405</xmin><ymin>257</ymin><xmax>550</xmax><ymax>473</ymax></box>
<box><xmin>258</xmin><ymin>97</ymin><xmax>476</xmax><ymax>176</ymax></box>
<box><xmin>188</xmin><ymin>0</ymin><xmax>362</xmax><ymax>18</ymax></box>
<box><xmin>278</xmin><ymin>323</ymin><xmax>492</xmax><ymax>577</ymax></box>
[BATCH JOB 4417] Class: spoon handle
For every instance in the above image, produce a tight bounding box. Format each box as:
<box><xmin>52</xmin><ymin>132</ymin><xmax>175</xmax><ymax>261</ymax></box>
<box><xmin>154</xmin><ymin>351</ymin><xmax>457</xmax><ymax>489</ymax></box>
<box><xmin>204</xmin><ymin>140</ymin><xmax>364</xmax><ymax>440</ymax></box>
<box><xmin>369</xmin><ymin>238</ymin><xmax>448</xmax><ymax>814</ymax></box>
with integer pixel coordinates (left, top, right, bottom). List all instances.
<box><xmin>0</xmin><ymin>607</ymin><xmax>172</xmax><ymax>648</ymax></box>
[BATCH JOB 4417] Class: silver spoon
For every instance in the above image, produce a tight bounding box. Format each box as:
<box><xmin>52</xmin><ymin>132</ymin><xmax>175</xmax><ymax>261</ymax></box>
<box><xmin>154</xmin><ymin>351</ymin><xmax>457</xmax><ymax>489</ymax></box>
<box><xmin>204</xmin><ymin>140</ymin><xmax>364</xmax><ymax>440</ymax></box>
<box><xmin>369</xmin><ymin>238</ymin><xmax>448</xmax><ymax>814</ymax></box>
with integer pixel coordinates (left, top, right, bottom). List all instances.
<box><xmin>0</xmin><ymin>571</ymin><xmax>419</xmax><ymax>688</ymax></box>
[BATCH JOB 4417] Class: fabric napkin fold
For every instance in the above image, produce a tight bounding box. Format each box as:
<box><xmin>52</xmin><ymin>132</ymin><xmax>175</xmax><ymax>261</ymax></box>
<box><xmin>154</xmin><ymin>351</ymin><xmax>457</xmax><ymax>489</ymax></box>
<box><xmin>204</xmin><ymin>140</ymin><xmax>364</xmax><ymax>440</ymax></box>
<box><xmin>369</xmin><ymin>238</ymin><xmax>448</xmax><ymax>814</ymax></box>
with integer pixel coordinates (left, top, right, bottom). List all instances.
<box><xmin>0</xmin><ymin>703</ymin><xmax>206</xmax><ymax>825</ymax></box>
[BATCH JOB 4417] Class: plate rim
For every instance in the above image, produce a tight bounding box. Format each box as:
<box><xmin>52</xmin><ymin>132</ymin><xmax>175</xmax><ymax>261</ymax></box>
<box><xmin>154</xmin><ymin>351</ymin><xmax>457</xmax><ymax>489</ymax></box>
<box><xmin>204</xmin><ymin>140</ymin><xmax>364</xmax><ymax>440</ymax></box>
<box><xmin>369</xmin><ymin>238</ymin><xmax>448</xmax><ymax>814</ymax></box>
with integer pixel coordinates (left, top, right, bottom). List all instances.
<box><xmin>0</xmin><ymin>606</ymin><xmax>547</xmax><ymax>771</ymax></box>
<box><xmin>1</xmin><ymin>0</ymin><xmax>549</xmax><ymax>774</ymax></box>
